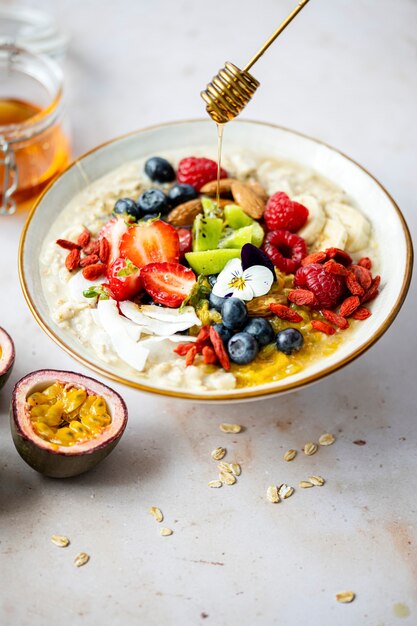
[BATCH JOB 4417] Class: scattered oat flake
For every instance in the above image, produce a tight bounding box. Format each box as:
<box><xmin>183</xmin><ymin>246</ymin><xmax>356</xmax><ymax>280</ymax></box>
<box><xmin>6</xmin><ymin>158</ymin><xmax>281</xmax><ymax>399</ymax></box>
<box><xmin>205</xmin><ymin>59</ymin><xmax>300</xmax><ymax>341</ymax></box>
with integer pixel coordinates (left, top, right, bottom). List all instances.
<box><xmin>283</xmin><ymin>449</ymin><xmax>297</xmax><ymax>462</ymax></box>
<box><xmin>217</xmin><ymin>461</ymin><xmax>232</xmax><ymax>473</ymax></box>
<box><xmin>309</xmin><ymin>475</ymin><xmax>325</xmax><ymax>486</ymax></box>
<box><xmin>230</xmin><ymin>463</ymin><xmax>241</xmax><ymax>476</ymax></box>
<box><xmin>304</xmin><ymin>442</ymin><xmax>318</xmax><ymax>456</ymax></box>
<box><xmin>336</xmin><ymin>591</ymin><xmax>355</xmax><ymax>603</ymax></box>
<box><xmin>51</xmin><ymin>534</ymin><xmax>70</xmax><ymax>548</ymax></box>
<box><xmin>74</xmin><ymin>552</ymin><xmax>90</xmax><ymax>567</ymax></box>
<box><xmin>266</xmin><ymin>485</ymin><xmax>280</xmax><ymax>503</ymax></box>
<box><xmin>208</xmin><ymin>480</ymin><xmax>223</xmax><ymax>488</ymax></box>
<box><xmin>219</xmin><ymin>471</ymin><xmax>236</xmax><ymax>485</ymax></box>
<box><xmin>299</xmin><ymin>481</ymin><xmax>314</xmax><ymax>488</ymax></box>
<box><xmin>219</xmin><ymin>423</ymin><xmax>242</xmax><ymax>433</ymax></box>
<box><xmin>149</xmin><ymin>506</ymin><xmax>164</xmax><ymax>523</ymax></box>
<box><xmin>319</xmin><ymin>433</ymin><xmax>335</xmax><ymax>446</ymax></box>
<box><xmin>211</xmin><ymin>447</ymin><xmax>226</xmax><ymax>460</ymax></box>
<box><xmin>278</xmin><ymin>484</ymin><xmax>294</xmax><ymax>499</ymax></box>
<box><xmin>160</xmin><ymin>527</ymin><xmax>173</xmax><ymax>536</ymax></box>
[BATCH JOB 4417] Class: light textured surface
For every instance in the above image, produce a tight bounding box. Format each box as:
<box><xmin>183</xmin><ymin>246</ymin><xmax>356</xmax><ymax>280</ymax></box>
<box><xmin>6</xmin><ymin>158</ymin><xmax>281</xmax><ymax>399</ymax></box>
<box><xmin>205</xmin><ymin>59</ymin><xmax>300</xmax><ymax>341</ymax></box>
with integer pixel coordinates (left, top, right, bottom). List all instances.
<box><xmin>0</xmin><ymin>1</ymin><xmax>416</xmax><ymax>625</ymax></box>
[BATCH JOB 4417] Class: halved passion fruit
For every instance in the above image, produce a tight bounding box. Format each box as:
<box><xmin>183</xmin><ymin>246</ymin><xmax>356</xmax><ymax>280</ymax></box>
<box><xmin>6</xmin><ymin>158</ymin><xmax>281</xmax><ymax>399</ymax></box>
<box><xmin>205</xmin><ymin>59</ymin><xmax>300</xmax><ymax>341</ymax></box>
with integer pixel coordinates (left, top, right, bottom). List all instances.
<box><xmin>0</xmin><ymin>327</ymin><xmax>15</xmax><ymax>391</ymax></box>
<box><xmin>11</xmin><ymin>370</ymin><xmax>128</xmax><ymax>478</ymax></box>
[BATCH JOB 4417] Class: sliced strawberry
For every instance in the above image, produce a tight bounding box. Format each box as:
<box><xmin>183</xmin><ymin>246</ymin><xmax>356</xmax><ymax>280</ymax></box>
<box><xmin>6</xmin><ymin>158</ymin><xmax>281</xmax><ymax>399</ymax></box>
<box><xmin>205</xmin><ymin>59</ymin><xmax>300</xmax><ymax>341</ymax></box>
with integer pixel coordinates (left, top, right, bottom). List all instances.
<box><xmin>119</xmin><ymin>220</ymin><xmax>180</xmax><ymax>269</ymax></box>
<box><xmin>177</xmin><ymin>228</ymin><xmax>192</xmax><ymax>259</ymax></box>
<box><xmin>100</xmin><ymin>216</ymin><xmax>129</xmax><ymax>265</ymax></box>
<box><xmin>106</xmin><ymin>257</ymin><xmax>142</xmax><ymax>301</ymax></box>
<box><xmin>141</xmin><ymin>262</ymin><xmax>196</xmax><ymax>308</ymax></box>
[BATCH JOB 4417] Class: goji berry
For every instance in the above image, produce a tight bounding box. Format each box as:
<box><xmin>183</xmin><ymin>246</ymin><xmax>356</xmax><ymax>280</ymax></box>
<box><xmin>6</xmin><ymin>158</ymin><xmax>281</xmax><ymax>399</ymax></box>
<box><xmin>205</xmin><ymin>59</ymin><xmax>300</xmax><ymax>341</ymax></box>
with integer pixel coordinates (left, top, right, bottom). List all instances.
<box><xmin>323</xmin><ymin>260</ymin><xmax>349</xmax><ymax>276</ymax></box>
<box><xmin>325</xmin><ymin>247</ymin><xmax>352</xmax><ymax>266</ymax></box>
<box><xmin>209</xmin><ymin>327</ymin><xmax>231</xmax><ymax>371</ymax></box>
<box><xmin>99</xmin><ymin>237</ymin><xmax>110</xmax><ymax>263</ymax></box>
<box><xmin>350</xmin><ymin>264</ymin><xmax>372</xmax><ymax>290</ymax></box>
<box><xmin>352</xmin><ymin>306</ymin><xmax>372</xmax><ymax>320</ymax></box>
<box><xmin>185</xmin><ymin>345</ymin><xmax>197</xmax><ymax>366</ymax></box>
<box><xmin>287</xmin><ymin>289</ymin><xmax>317</xmax><ymax>307</ymax></box>
<box><xmin>362</xmin><ymin>275</ymin><xmax>381</xmax><ymax>303</ymax></box>
<box><xmin>82</xmin><ymin>263</ymin><xmax>106</xmax><ymax>281</ymax></box>
<box><xmin>269</xmin><ymin>302</ymin><xmax>303</xmax><ymax>323</ymax></box>
<box><xmin>358</xmin><ymin>257</ymin><xmax>372</xmax><ymax>270</ymax></box>
<box><xmin>301</xmin><ymin>251</ymin><xmax>327</xmax><ymax>266</ymax></box>
<box><xmin>65</xmin><ymin>248</ymin><xmax>80</xmax><ymax>271</ymax></box>
<box><xmin>346</xmin><ymin>271</ymin><xmax>365</xmax><ymax>296</ymax></box>
<box><xmin>77</xmin><ymin>229</ymin><xmax>91</xmax><ymax>247</ymax></box>
<box><xmin>80</xmin><ymin>254</ymin><xmax>99</xmax><ymax>267</ymax></box>
<box><xmin>173</xmin><ymin>343</ymin><xmax>195</xmax><ymax>356</ymax></box>
<box><xmin>202</xmin><ymin>345</ymin><xmax>218</xmax><ymax>365</ymax></box>
<box><xmin>57</xmin><ymin>239</ymin><xmax>81</xmax><ymax>251</ymax></box>
<box><xmin>83</xmin><ymin>240</ymin><xmax>100</xmax><ymax>255</ymax></box>
<box><xmin>339</xmin><ymin>295</ymin><xmax>361</xmax><ymax>317</ymax></box>
<box><xmin>322</xmin><ymin>309</ymin><xmax>349</xmax><ymax>329</ymax></box>
<box><xmin>311</xmin><ymin>320</ymin><xmax>336</xmax><ymax>335</ymax></box>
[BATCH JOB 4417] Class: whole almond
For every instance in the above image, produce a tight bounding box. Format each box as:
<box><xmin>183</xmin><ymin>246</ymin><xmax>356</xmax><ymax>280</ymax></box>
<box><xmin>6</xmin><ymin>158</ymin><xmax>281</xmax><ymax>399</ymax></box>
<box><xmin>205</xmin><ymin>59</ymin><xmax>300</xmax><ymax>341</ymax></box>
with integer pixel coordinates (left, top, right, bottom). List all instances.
<box><xmin>82</xmin><ymin>263</ymin><xmax>106</xmax><ymax>281</ymax></box>
<box><xmin>248</xmin><ymin>180</ymin><xmax>268</xmax><ymax>203</ymax></box>
<box><xmin>167</xmin><ymin>199</ymin><xmax>202</xmax><ymax>226</ymax></box>
<box><xmin>200</xmin><ymin>178</ymin><xmax>236</xmax><ymax>197</ymax></box>
<box><xmin>80</xmin><ymin>254</ymin><xmax>99</xmax><ymax>267</ymax></box>
<box><xmin>77</xmin><ymin>228</ymin><xmax>91</xmax><ymax>247</ymax></box>
<box><xmin>65</xmin><ymin>249</ymin><xmax>80</xmax><ymax>271</ymax></box>
<box><xmin>231</xmin><ymin>181</ymin><xmax>265</xmax><ymax>219</ymax></box>
<box><xmin>99</xmin><ymin>237</ymin><xmax>110</xmax><ymax>263</ymax></box>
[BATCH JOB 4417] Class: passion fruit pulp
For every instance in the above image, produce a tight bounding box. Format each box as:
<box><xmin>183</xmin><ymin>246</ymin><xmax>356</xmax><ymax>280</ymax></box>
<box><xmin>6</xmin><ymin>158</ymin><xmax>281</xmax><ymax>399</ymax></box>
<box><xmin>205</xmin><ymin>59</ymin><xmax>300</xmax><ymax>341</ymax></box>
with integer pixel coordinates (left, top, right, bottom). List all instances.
<box><xmin>11</xmin><ymin>370</ymin><xmax>128</xmax><ymax>478</ymax></box>
<box><xmin>0</xmin><ymin>327</ymin><xmax>15</xmax><ymax>391</ymax></box>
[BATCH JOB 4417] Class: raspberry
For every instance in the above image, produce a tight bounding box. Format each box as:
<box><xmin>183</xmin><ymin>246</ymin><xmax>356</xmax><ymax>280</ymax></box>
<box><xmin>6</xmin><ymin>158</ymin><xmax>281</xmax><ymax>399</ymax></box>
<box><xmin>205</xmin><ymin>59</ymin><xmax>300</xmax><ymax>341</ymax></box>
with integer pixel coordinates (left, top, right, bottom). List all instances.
<box><xmin>294</xmin><ymin>263</ymin><xmax>346</xmax><ymax>309</ymax></box>
<box><xmin>176</xmin><ymin>157</ymin><xmax>227</xmax><ymax>191</ymax></box>
<box><xmin>264</xmin><ymin>192</ymin><xmax>309</xmax><ymax>232</ymax></box>
<box><xmin>262</xmin><ymin>229</ymin><xmax>307</xmax><ymax>274</ymax></box>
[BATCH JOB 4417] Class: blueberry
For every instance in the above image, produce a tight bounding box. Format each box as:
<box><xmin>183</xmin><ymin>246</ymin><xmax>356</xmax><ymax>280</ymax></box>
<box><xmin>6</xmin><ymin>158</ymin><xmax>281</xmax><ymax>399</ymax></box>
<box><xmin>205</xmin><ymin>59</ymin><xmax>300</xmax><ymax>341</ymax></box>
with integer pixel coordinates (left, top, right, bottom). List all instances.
<box><xmin>144</xmin><ymin>157</ymin><xmax>175</xmax><ymax>183</ymax></box>
<box><xmin>228</xmin><ymin>332</ymin><xmax>259</xmax><ymax>364</ymax></box>
<box><xmin>113</xmin><ymin>197</ymin><xmax>141</xmax><ymax>220</ymax></box>
<box><xmin>221</xmin><ymin>298</ymin><xmax>248</xmax><ymax>331</ymax></box>
<box><xmin>209</xmin><ymin>291</ymin><xmax>227</xmax><ymax>312</ymax></box>
<box><xmin>212</xmin><ymin>323</ymin><xmax>232</xmax><ymax>345</ymax></box>
<box><xmin>207</xmin><ymin>275</ymin><xmax>217</xmax><ymax>288</ymax></box>
<box><xmin>168</xmin><ymin>183</ymin><xmax>198</xmax><ymax>207</ymax></box>
<box><xmin>276</xmin><ymin>328</ymin><xmax>304</xmax><ymax>355</ymax></box>
<box><xmin>138</xmin><ymin>189</ymin><xmax>170</xmax><ymax>215</ymax></box>
<box><xmin>243</xmin><ymin>317</ymin><xmax>275</xmax><ymax>347</ymax></box>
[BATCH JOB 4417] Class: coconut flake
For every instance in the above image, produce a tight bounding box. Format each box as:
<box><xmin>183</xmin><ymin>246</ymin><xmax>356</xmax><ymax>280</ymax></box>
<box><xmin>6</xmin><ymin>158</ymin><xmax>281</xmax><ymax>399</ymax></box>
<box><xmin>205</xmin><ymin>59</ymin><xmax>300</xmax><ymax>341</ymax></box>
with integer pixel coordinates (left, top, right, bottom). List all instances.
<box><xmin>120</xmin><ymin>301</ymin><xmax>200</xmax><ymax>336</ymax></box>
<box><xmin>139</xmin><ymin>304</ymin><xmax>200</xmax><ymax>325</ymax></box>
<box><xmin>68</xmin><ymin>271</ymin><xmax>106</xmax><ymax>304</ymax></box>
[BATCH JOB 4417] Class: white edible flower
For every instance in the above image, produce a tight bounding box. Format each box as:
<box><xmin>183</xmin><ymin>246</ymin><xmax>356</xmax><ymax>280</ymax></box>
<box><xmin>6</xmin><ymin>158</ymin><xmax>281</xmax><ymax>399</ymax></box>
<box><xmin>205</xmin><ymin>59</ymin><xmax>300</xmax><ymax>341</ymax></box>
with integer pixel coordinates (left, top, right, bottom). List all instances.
<box><xmin>212</xmin><ymin>258</ymin><xmax>274</xmax><ymax>302</ymax></box>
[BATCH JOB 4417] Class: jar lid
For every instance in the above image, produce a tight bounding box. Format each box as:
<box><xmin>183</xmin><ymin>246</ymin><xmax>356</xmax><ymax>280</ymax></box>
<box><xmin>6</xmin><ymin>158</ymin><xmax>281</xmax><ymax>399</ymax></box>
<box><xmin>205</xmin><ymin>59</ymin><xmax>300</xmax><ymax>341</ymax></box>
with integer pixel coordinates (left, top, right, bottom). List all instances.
<box><xmin>0</xmin><ymin>6</ymin><xmax>69</xmax><ymax>61</ymax></box>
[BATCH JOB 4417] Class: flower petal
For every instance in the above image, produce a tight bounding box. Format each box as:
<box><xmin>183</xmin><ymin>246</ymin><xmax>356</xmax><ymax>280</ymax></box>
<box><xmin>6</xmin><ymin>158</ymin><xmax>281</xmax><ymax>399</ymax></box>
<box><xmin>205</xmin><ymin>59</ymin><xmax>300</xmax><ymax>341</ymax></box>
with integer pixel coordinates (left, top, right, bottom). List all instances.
<box><xmin>228</xmin><ymin>283</ymin><xmax>254</xmax><ymax>301</ymax></box>
<box><xmin>212</xmin><ymin>258</ymin><xmax>243</xmax><ymax>298</ymax></box>
<box><xmin>242</xmin><ymin>265</ymin><xmax>274</xmax><ymax>297</ymax></box>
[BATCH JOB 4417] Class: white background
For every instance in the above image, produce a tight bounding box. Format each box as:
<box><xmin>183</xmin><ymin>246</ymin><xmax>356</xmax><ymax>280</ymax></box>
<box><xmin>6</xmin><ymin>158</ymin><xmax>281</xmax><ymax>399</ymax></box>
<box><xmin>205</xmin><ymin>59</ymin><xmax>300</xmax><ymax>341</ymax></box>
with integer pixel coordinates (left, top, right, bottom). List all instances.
<box><xmin>1</xmin><ymin>1</ymin><xmax>416</xmax><ymax>625</ymax></box>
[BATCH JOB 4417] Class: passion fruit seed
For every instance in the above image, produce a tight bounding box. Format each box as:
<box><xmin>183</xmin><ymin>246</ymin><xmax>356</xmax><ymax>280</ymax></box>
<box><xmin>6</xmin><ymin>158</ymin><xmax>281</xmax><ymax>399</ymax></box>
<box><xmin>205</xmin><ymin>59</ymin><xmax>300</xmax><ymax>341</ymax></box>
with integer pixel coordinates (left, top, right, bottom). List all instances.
<box><xmin>27</xmin><ymin>382</ymin><xmax>111</xmax><ymax>447</ymax></box>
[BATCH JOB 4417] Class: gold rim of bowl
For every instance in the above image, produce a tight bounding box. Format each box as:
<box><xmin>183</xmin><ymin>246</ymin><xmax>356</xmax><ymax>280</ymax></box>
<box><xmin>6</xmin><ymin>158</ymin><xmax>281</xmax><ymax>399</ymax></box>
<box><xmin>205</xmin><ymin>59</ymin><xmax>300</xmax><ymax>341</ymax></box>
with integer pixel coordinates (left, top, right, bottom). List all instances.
<box><xmin>18</xmin><ymin>119</ymin><xmax>414</xmax><ymax>401</ymax></box>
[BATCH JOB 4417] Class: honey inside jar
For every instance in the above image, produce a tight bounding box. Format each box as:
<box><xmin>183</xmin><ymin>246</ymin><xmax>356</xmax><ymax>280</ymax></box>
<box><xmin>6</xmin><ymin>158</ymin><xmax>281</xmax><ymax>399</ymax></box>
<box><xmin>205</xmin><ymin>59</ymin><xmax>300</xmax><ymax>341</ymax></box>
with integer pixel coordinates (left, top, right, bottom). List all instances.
<box><xmin>27</xmin><ymin>382</ymin><xmax>111</xmax><ymax>447</ymax></box>
<box><xmin>0</xmin><ymin>44</ymin><xmax>71</xmax><ymax>213</ymax></box>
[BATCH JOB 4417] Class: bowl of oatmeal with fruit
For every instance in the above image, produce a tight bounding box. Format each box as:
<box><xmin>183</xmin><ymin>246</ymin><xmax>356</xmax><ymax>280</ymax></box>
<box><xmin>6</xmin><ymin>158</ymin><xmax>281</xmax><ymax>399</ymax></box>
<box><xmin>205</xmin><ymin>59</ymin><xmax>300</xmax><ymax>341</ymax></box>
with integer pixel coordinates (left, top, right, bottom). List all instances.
<box><xmin>19</xmin><ymin>120</ymin><xmax>412</xmax><ymax>401</ymax></box>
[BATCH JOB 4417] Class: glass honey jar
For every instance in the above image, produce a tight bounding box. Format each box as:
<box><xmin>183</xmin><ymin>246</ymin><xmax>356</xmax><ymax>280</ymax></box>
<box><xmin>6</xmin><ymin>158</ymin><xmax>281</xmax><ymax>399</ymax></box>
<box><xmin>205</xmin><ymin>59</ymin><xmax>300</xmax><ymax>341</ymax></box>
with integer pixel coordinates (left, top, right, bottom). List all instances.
<box><xmin>0</xmin><ymin>43</ymin><xmax>71</xmax><ymax>215</ymax></box>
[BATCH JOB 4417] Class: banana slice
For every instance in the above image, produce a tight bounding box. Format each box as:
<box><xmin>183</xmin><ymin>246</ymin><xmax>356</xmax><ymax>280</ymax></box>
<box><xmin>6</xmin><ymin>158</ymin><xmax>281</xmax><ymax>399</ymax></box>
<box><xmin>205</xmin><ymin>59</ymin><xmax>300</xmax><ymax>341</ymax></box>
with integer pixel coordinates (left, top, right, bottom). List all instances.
<box><xmin>312</xmin><ymin>217</ymin><xmax>348</xmax><ymax>252</ymax></box>
<box><xmin>325</xmin><ymin>202</ymin><xmax>371</xmax><ymax>252</ymax></box>
<box><xmin>295</xmin><ymin>194</ymin><xmax>326</xmax><ymax>245</ymax></box>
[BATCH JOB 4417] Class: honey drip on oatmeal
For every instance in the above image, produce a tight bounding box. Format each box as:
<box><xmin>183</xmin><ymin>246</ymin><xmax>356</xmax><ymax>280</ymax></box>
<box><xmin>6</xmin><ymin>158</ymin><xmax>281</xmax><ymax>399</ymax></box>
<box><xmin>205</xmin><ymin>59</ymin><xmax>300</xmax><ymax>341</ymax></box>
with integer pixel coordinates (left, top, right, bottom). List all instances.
<box><xmin>0</xmin><ymin>98</ymin><xmax>71</xmax><ymax>208</ymax></box>
<box><xmin>215</xmin><ymin>123</ymin><xmax>224</xmax><ymax>210</ymax></box>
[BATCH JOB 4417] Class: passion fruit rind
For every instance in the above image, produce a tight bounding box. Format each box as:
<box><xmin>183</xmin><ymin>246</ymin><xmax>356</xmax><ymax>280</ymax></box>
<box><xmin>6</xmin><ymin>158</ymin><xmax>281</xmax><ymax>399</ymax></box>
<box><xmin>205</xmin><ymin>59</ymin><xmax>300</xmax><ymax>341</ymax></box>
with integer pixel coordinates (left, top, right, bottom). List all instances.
<box><xmin>11</xmin><ymin>369</ymin><xmax>128</xmax><ymax>478</ymax></box>
<box><xmin>0</xmin><ymin>327</ymin><xmax>15</xmax><ymax>391</ymax></box>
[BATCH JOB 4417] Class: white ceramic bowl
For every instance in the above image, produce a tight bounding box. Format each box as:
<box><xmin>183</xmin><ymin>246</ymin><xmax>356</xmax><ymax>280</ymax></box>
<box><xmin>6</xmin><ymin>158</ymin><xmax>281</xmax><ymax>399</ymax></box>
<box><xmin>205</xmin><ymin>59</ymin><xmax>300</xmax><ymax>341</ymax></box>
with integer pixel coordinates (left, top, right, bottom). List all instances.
<box><xmin>19</xmin><ymin>120</ymin><xmax>413</xmax><ymax>401</ymax></box>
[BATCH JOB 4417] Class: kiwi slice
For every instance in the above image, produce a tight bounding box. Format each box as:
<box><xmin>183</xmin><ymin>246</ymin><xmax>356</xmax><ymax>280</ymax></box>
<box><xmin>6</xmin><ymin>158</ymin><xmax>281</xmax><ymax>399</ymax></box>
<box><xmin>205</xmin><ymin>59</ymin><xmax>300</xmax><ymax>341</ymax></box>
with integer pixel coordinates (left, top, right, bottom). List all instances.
<box><xmin>251</xmin><ymin>222</ymin><xmax>265</xmax><ymax>247</ymax></box>
<box><xmin>219</xmin><ymin>226</ymin><xmax>253</xmax><ymax>249</ymax></box>
<box><xmin>192</xmin><ymin>214</ymin><xmax>223</xmax><ymax>252</ymax></box>
<box><xmin>224</xmin><ymin>204</ymin><xmax>254</xmax><ymax>229</ymax></box>
<box><xmin>185</xmin><ymin>249</ymin><xmax>241</xmax><ymax>275</ymax></box>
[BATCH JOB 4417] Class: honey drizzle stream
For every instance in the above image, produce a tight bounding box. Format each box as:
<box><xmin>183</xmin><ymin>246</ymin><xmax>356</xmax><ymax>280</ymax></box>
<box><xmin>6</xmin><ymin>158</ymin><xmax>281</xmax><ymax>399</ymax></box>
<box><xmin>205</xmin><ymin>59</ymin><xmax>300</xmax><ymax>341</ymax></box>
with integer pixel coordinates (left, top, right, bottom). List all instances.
<box><xmin>215</xmin><ymin>122</ymin><xmax>224</xmax><ymax>211</ymax></box>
